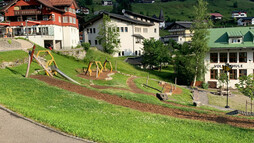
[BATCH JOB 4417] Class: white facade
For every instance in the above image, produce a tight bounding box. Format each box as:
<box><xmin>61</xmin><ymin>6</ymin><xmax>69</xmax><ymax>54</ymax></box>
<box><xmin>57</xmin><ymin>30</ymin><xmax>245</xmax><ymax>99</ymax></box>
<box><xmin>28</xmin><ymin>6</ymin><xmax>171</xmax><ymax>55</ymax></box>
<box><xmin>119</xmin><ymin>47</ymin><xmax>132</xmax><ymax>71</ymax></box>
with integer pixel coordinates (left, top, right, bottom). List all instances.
<box><xmin>83</xmin><ymin>14</ymin><xmax>160</xmax><ymax>57</ymax></box>
<box><xmin>10</xmin><ymin>25</ymin><xmax>79</xmax><ymax>50</ymax></box>
<box><xmin>204</xmin><ymin>49</ymin><xmax>254</xmax><ymax>89</ymax></box>
<box><xmin>232</xmin><ymin>12</ymin><xmax>247</xmax><ymax>18</ymax></box>
<box><xmin>237</xmin><ymin>18</ymin><xmax>254</xmax><ymax>26</ymax></box>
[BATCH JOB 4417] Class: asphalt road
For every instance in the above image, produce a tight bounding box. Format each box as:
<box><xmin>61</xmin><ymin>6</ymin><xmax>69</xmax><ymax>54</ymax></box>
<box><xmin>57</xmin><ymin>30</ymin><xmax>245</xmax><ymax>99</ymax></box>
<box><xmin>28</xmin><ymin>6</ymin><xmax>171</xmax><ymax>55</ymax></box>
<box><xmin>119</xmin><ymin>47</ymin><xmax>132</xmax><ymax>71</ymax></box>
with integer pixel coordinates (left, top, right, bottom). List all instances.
<box><xmin>0</xmin><ymin>108</ymin><xmax>90</xmax><ymax>143</ymax></box>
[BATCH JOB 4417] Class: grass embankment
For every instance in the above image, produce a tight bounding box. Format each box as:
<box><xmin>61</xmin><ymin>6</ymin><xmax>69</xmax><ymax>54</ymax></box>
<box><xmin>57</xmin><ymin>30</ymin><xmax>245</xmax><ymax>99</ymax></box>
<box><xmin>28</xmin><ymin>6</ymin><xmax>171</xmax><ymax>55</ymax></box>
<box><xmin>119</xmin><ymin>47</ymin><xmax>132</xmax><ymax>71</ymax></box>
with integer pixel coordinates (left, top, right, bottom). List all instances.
<box><xmin>1</xmin><ymin>48</ymin><xmax>254</xmax><ymax>142</ymax></box>
<box><xmin>0</xmin><ymin>50</ymin><xmax>27</xmax><ymax>63</ymax></box>
<box><xmin>0</xmin><ymin>70</ymin><xmax>254</xmax><ymax>143</ymax></box>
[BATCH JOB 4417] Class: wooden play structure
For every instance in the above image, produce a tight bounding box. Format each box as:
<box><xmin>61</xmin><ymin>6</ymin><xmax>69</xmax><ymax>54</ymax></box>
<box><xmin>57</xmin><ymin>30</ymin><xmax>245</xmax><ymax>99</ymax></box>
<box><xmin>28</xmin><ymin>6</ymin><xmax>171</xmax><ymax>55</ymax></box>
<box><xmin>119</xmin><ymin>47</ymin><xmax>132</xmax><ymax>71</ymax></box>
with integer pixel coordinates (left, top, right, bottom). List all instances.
<box><xmin>102</xmin><ymin>59</ymin><xmax>112</xmax><ymax>72</ymax></box>
<box><xmin>25</xmin><ymin>47</ymin><xmax>80</xmax><ymax>84</ymax></box>
<box><xmin>85</xmin><ymin>59</ymin><xmax>113</xmax><ymax>78</ymax></box>
<box><xmin>36</xmin><ymin>50</ymin><xmax>58</xmax><ymax>76</ymax></box>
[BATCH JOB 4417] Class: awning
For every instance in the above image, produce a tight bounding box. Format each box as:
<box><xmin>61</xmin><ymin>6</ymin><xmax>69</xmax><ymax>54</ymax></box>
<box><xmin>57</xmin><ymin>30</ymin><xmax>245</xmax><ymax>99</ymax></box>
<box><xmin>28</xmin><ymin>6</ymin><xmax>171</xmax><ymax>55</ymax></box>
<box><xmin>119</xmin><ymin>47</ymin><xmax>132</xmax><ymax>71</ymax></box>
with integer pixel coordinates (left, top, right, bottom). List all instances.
<box><xmin>132</xmin><ymin>34</ymin><xmax>145</xmax><ymax>39</ymax></box>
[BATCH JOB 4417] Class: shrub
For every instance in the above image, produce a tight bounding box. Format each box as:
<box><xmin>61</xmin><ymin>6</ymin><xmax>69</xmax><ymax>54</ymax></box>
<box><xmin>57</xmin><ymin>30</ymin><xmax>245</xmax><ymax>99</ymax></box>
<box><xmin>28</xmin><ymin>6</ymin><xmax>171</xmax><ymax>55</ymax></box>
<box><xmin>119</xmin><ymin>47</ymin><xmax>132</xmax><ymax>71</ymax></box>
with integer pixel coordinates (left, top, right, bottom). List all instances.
<box><xmin>7</xmin><ymin>39</ymin><xmax>12</xmax><ymax>44</ymax></box>
<box><xmin>81</xmin><ymin>42</ymin><xmax>90</xmax><ymax>51</ymax></box>
<box><xmin>201</xmin><ymin>82</ymin><xmax>209</xmax><ymax>89</ymax></box>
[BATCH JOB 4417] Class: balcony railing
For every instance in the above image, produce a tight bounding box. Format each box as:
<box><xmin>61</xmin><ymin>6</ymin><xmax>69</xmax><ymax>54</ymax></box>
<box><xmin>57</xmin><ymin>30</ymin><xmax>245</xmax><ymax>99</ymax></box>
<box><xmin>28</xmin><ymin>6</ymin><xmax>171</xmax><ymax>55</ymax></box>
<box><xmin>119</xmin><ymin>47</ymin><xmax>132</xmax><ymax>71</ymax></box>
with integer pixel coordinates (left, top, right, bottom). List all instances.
<box><xmin>14</xmin><ymin>9</ymin><xmax>41</xmax><ymax>16</ymax></box>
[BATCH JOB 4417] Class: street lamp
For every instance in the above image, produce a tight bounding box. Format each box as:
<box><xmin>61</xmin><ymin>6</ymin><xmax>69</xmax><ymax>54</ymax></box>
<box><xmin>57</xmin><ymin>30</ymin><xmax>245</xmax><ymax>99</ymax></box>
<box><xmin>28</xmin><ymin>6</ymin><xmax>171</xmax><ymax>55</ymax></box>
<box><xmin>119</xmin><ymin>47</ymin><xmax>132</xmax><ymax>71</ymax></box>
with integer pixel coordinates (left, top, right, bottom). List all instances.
<box><xmin>222</xmin><ymin>63</ymin><xmax>232</xmax><ymax>108</ymax></box>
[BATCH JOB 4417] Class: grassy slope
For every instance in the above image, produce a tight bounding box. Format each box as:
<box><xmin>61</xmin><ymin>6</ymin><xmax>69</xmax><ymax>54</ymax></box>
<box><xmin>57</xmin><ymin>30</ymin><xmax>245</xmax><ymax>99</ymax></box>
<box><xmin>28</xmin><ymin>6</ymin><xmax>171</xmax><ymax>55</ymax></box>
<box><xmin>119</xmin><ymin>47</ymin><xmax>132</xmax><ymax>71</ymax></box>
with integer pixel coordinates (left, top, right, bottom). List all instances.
<box><xmin>0</xmin><ymin>49</ymin><xmax>254</xmax><ymax>142</ymax></box>
<box><xmin>0</xmin><ymin>50</ymin><xmax>27</xmax><ymax>62</ymax></box>
<box><xmin>85</xmin><ymin>0</ymin><xmax>254</xmax><ymax>21</ymax></box>
<box><xmin>0</xmin><ymin>70</ymin><xmax>253</xmax><ymax>143</ymax></box>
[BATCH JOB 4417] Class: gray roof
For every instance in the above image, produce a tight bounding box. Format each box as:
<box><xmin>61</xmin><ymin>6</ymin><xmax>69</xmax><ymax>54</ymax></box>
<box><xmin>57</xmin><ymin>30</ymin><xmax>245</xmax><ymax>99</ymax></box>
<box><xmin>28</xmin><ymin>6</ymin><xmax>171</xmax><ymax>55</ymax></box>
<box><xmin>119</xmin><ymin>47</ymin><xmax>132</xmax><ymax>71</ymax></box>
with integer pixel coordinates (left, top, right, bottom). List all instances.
<box><xmin>83</xmin><ymin>11</ymin><xmax>155</xmax><ymax>27</ymax></box>
<box><xmin>165</xmin><ymin>21</ymin><xmax>192</xmax><ymax>30</ymax></box>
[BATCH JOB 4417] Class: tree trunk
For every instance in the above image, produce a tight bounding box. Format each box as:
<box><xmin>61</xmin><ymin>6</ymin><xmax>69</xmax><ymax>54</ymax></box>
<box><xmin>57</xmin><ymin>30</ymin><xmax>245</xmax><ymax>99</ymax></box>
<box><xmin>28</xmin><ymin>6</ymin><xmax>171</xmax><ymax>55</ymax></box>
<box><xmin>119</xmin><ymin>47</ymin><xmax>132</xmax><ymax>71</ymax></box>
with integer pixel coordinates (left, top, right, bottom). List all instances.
<box><xmin>193</xmin><ymin>62</ymin><xmax>198</xmax><ymax>87</ymax></box>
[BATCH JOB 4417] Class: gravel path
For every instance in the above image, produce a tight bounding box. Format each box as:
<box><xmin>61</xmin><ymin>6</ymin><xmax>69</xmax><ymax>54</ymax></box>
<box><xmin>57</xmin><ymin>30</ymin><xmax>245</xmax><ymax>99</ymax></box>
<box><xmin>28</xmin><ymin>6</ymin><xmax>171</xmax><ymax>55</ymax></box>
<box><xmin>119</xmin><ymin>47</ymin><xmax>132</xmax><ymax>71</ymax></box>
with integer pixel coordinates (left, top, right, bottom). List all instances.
<box><xmin>0</xmin><ymin>108</ymin><xmax>90</xmax><ymax>143</ymax></box>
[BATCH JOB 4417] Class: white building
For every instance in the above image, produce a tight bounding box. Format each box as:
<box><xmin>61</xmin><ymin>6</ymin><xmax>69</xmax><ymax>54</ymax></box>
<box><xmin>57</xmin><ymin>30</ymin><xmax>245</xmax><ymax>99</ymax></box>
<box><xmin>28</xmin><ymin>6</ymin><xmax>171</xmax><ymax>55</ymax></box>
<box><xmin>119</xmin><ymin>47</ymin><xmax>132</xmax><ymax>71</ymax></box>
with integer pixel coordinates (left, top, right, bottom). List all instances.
<box><xmin>83</xmin><ymin>10</ymin><xmax>161</xmax><ymax>57</ymax></box>
<box><xmin>205</xmin><ymin>27</ymin><xmax>254</xmax><ymax>88</ymax></box>
<box><xmin>232</xmin><ymin>11</ymin><xmax>247</xmax><ymax>19</ymax></box>
<box><xmin>237</xmin><ymin>17</ymin><xmax>254</xmax><ymax>26</ymax></box>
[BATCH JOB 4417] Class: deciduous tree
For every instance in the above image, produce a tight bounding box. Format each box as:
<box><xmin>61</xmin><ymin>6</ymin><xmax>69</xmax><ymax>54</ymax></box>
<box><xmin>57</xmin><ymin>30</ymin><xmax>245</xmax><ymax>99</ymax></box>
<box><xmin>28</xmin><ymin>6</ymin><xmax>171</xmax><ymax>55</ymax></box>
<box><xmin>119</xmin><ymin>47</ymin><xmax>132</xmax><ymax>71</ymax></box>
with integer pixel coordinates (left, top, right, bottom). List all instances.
<box><xmin>235</xmin><ymin>74</ymin><xmax>254</xmax><ymax>101</ymax></box>
<box><xmin>97</xmin><ymin>14</ymin><xmax>120</xmax><ymax>54</ymax></box>
<box><xmin>142</xmin><ymin>39</ymin><xmax>171</xmax><ymax>70</ymax></box>
<box><xmin>191</xmin><ymin>0</ymin><xmax>212</xmax><ymax>87</ymax></box>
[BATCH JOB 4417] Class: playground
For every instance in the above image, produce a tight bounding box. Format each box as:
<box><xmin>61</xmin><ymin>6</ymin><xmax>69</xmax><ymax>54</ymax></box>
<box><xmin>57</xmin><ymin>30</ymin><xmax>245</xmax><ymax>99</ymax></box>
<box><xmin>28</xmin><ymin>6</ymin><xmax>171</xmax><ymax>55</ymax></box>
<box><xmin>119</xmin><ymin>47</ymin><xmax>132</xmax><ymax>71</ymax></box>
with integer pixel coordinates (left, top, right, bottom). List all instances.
<box><xmin>0</xmin><ymin>44</ymin><xmax>253</xmax><ymax>143</ymax></box>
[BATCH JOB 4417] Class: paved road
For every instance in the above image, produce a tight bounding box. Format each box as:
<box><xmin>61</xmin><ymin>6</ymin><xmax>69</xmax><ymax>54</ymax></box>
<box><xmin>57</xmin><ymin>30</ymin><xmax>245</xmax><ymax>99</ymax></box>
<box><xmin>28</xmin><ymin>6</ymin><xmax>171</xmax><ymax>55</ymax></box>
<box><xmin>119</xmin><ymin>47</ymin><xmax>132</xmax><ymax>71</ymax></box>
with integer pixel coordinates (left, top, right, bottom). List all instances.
<box><xmin>0</xmin><ymin>108</ymin><xmax>89</xmax><ymax>143</ymax></box>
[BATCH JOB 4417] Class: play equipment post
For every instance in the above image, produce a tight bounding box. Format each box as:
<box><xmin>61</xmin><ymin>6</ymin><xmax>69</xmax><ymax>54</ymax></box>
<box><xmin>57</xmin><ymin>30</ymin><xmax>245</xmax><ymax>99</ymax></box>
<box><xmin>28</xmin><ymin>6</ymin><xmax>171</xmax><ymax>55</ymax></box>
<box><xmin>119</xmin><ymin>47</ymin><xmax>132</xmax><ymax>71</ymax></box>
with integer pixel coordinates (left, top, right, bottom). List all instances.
<box><xmin>25</xmin><ymin>45</ymin><xmax>36</xmax><ymax>78</ymax></box>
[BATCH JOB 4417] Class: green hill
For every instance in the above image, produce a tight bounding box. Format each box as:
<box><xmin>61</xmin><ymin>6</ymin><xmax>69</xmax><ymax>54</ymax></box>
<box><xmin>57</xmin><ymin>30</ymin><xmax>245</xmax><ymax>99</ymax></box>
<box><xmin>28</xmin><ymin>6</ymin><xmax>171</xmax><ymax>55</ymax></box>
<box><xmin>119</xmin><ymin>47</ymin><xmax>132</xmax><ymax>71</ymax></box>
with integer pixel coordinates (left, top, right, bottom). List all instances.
<box><xmin>81</xmin><ymin>0</ymin><xmax>254</xmax><ymax>21</ymax></box>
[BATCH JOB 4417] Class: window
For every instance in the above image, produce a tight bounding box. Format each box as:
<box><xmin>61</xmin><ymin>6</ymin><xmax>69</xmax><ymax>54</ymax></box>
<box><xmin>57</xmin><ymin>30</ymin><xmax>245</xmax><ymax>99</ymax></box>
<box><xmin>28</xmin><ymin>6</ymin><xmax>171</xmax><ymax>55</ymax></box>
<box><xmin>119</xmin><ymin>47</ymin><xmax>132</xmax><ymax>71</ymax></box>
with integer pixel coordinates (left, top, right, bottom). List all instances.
<box><xmin>122</xmin><ymin>51</ymin><xmax>124</xmax><ymax>56</ymax></box>
<box><xmin>90</xmin><ymin>28</ymin><xmax>92</xmax><ymax>33</ymax></box>
<box><xmin>43</xmin><ymin>15</ymin><xmax>49</xmax><ymax>21</ymax></box>
<box><xmin>125</xmin><ymin>27</ymin><xmax>128</xmax><ymax>32</ymax></box>
<box><xmin>239</xmin><ymin>52</ymin><xmax>247</xmax><ymax>63</ymax></box>
<box><xmin>220</xmin><ymin>69</ymin><xmax>226</xmax><ymax>76</ymax></box>
<box><xmin>93</xmin><ymin>28</ymin><xmax>96</xmax><ymax>33</ymax></box>
<box><xmin>210</xmin><ymin>53</ymin><xmax>218</xmax><ymax>63</ymax></box>
<box><xmin>220</xmin><ymin>53</ymin><xmax>227</xmax><ymax>63</ymax></box>
<box><xmin>69</xmin><ymin>16</ymin><xmax>72</xmax><ymax>23</ymax></box>
<box><xmin>231</xmin><ymin>38</ymin><xmax>241</xmax><ymax>43</ymax></box>
<box><xmin>117</xmin><ymin>27</ymin><xmax>119</xmax><ymax>32</ymax></box>
<box><xmin>239</xmin><ymin>69</ymin><xmax>247</xmax><ymax>77</ymax></box>
<box><xmin>52</xmin><ymin>14</ymin><xmax>55</xmax><ymax>21</ymax></box>
<box><xmin>136</xmin><ymin>38</ymin><xmax>141</xmax><ymax>43</ymax></box>
<box><xmin>139</xmin><ymin>50</ymin><xmax>141</xmax><ymax>56</ymax></box>
<box><xmin>121</xmin><ymin>27</ymin><xmax>124</xmax><ymax>32</ymax></box>
<box><xmin>58</xmin><ymin>16</ymin><xmax>61</xmax><ymax>23</ymax></box>
<box><xmin>143</xmin><ymin>28</ymin><xmax>148</xmax><ymax>33</ymax></box>
<box><xmin>154</xmin><ymin>28</ymin><xmax>157</xmax><ymax>33</ymax></box>
<box><xmin>95</xmin><ymin>40</ymin><xmax>98</xmax><ymax>45</ymax></box>
<box><xmin>229</xmin><ymin>69</ymin><xmax>237</xmax><ymax>80</ymax></box>
<box><xmin>73</xmin><ymin>18</ymin><xmax>76</xmax><ymax>24</ymax></box>
<box><xmin>88</xmin><ymin>40</ymin><xmax>91</xmax><ymax>44</ymax></box>
<box><xmin>118</xmin><ymin>52</ymin><xmax>121</xmax><ymax>56</ymax></box>
<box><xmin>87</xmin><ymin>28</ymin><xmax>90</xmax><ymax>34</ymax></box>
<box><xmin>63</xmin><ymin>16</ymin><xmax>68</xmax><ymax>23</ymax></box>
<box><xmin>210</xmin><ymin>69</ymin><xmax>218</xmax><ymax>79</ymax></box>
<box><xmin>135</xmin><ymin>27</ymin><xmax>141</xmax><ymax>32</ymax></box>
<box><xmin>135</xmin><ymin>51</ymin><xmax>138</xmax><ymax>55</ymax></box>
<box><xmin>229</xmin><ymin>53</ymin><xmax>237</xmax><ymax>63</ymax></box>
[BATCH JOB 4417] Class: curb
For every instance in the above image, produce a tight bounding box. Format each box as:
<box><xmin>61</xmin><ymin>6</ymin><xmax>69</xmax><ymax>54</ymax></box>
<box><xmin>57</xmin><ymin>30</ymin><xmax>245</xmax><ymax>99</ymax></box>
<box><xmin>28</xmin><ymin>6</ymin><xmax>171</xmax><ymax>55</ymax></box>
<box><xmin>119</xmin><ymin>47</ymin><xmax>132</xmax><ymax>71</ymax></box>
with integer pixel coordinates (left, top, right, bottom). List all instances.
<box><xmin>0</xmin><ymin>104</ymin><xmax>95</xmax><ymax>143</ymax></box>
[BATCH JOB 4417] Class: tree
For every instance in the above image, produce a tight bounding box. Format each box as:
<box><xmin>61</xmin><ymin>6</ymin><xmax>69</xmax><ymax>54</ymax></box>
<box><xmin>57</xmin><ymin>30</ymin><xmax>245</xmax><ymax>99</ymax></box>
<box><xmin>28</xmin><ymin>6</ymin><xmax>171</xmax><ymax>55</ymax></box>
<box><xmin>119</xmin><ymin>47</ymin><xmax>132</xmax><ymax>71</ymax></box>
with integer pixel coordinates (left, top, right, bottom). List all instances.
<box><xmin>85</xmin><ymin>0</ymin><xmax>93</xmax><ymax>5</ymax></box>
<box><xmin>173</xmin><ymin>41</ymin><xmax>196</xmax><ymax>85</ymax></box>
<box><xmin>235</xmin><ymin>74</ymin><xmax>254</xmax><ymax>101</ymax></box>
<box><xmin>233</xmin><ymin>1</ymin><xmax>238</xmax><ymax>8</ymax></box>
<box><xmin>142</xmin><ymin>39</ymin><xmax>171</xmax><ymax>70</ymax></box>
<box><xmin>191</xmin><ymin>0</ymin><xmax>212</xmax><ymax>87</ymax></box>
<box><xmin>217</xmin><ymin>72</ymin><xmax>228</xmax><ymax>89</ymax></box>
<box><xmin>97</xmin><ymin>14</ymin><xmax>120</xmax><ymax>54</ymax></box>
<box><xmin>112</xmin><ymin>0</ymin><xmax>132</xmax><ymax>14</ymax></box>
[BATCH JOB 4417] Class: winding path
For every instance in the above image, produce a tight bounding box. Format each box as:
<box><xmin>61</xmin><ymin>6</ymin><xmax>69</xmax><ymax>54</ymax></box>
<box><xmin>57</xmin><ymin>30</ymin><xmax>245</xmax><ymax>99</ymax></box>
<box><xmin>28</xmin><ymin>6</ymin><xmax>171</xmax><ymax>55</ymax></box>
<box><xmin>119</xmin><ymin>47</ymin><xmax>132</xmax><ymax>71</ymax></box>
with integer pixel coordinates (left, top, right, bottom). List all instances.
<box><xmin>31</xmin><ymin>75</ymin><xmax>254</xmax><ymax>129</ymax></box>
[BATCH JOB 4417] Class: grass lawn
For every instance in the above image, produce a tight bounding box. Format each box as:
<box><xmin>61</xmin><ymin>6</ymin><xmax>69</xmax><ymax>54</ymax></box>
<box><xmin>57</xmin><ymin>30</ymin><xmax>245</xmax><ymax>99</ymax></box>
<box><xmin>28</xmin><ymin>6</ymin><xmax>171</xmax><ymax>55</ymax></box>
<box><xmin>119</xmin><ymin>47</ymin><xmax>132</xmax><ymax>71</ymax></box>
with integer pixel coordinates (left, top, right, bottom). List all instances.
<box><xmin>0</xmin><ymin>70</ymin><xmax>253</xmax><ymax>143</ymax></box>
<box><xmin>207</xmin><ymin>93</ymin><xmax>252</xmax><ymax>111</ymax></box>
<box><xmin>0</xmin><ymin>50</ymin><xmax>28</xmax><ymax>63</ymax></box>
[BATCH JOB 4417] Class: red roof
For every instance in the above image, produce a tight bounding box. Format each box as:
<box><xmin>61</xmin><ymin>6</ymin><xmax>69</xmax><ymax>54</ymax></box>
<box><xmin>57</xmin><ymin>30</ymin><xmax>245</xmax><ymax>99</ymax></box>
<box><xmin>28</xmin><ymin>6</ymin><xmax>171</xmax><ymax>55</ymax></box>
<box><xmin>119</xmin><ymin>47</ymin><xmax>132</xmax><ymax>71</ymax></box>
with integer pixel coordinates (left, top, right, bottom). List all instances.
<box><xmin>210</xmin><ymin>13</ymin><xmax>223</xmax><ymax>17</ymax></box>
<box><xmin>1</xmin><ymin>0</ymin><xmax>78</xmax><ymax>12</ymax></box>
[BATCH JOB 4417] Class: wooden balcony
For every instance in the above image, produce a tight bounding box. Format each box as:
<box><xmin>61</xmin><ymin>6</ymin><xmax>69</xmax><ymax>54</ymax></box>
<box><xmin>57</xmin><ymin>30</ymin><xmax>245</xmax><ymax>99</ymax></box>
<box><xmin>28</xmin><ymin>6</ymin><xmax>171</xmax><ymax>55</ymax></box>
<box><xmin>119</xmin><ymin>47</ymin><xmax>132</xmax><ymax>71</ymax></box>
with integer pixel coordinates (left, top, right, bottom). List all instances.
<box><xmin>14</xmin><ymin>9</ymin><xmax>41</xmax><ymax>16</ymax></box>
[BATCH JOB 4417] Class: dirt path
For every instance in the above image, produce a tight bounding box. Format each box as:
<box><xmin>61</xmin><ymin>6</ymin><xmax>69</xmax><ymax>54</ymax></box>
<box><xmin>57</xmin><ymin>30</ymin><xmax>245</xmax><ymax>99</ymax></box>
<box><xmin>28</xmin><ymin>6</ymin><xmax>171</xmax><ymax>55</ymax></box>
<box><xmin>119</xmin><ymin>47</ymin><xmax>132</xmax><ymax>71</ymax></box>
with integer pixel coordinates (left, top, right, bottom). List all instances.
<box><xmin>31</xmin><ymin>75</ymin><xmax>254</xmax><ymax>129</ymax></box>
<box><xmin>127</xmin><ymin>76</ymin><xmax>155</xmax><ymax>96</ymax></box>
<box><xmin>78</xmin><ymin>71</ymin><xmax>116</xmax><ymax>80</ymax></box>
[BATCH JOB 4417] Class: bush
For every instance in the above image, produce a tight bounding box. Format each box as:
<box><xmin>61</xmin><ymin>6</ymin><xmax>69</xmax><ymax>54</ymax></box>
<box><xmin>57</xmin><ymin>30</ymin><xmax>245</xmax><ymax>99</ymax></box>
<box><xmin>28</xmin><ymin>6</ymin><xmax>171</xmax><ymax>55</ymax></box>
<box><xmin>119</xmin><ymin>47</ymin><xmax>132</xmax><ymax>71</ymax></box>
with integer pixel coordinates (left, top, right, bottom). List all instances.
<box><xmin>201</xmin><ymin>82</ymin><xmax>209</xmax><ymax>89</ymax></box>
<box><xmin>81</xmin><ymin>42</ymin><xmax>90</xmax><ymax>51</ymax></box>
<box><xmin>7</xmin><ymin>39</ymin><xmax>12</xmax><ymax>44</ymax></box>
